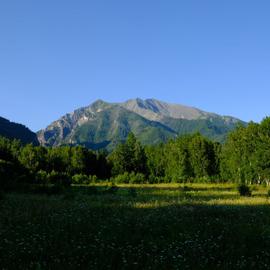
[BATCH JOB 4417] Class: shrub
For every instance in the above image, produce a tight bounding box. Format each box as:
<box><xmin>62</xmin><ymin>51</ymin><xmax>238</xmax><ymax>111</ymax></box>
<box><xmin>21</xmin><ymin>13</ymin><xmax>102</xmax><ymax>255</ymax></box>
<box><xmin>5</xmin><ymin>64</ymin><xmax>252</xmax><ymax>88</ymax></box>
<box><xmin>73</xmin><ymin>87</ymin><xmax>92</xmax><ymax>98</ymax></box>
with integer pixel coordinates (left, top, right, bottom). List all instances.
<box><xmin>35</xmin><ymin>170</ymin><xmax>49</xmax><ymax>184</ymax></box>
<box><xmin>129</xmin><ymin>172</ymin><xmax>145</xmax><ymax>184</ymax></box>
<box><xmin>48</xmin><ymin>171</ymin><xmax>71</xmax><ymax>187</ymax></box>
<box><xmin>72</xmin><ymin>174</ymin><xmax>98</xmax><ymax>185</ymax></box>
<box><xmin>89</xmin><ymin>175</ymin><xmax>98</xmax><ymax>183</ymax></box>
<box><xmin>194</xmin><ymin>176</ymin><xmax>212</xmax><ymax>183</ymax></box>
<box><xmin>113</xmin><ymin>172</ymin><xmax>147</xmax><ymax>184</ymax></box>
<box><xmin>72</xmin><ymin>174</ymin><xmax>89</xmax><ymax>185</ymax></box>
<box><xmin>148</xmin><ymin>175</ymin><xmax>157</xmax><ymax>184</ymax></box>
<box><xmin>114</xmin><ymin>172</ymin><xmax>130</xmax><ymax>184</ymax></box>
<box><xmin>237</xmin><ymin>183</ymin><xmax>252</xmax><ymax>197</ymax></box>
<box><xmin>148</xmin><ymin>174</ymin><xmax>166</xmax><ymax>184</ymax></box>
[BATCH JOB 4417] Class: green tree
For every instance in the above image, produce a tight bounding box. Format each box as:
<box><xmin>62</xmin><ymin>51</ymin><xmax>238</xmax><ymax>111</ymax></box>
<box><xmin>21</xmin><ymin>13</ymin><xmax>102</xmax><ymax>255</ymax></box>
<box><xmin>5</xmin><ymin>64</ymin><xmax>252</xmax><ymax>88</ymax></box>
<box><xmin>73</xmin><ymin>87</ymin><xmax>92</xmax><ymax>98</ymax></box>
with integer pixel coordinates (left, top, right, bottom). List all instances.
<box><xmin>145</xmin><ymin>144</ymin><xmax>166</xmax><ymax>179</ymax></box>
<box><xmin>164</xmin><ymin>136</ymin><xmax>193</xmax><ymax>182</ymax></box>
<box><xmin>71</xmin><ymin>146</ymin><xmax>97</xmax><ymax>175</ymax></box>
<box><xmin>188</xmin><ymin>133</ymin><xmax>217</xmax><ymax>178</ymax></box>
<box><xmin>221</xmin><ymin>122</ymin><xmax>262</xmax><ymax>184</ymax></box>
<box><xmin>110</xmin><ymin>133</ymin><xmax>147</xmax><ymax>176</ymax></box>
<box><xmin>19</xmin><ymin>145</ymin><xmax>47</xmax><ymax>174</ymax></box>
<box><xmin>47</xmin><ymin>146</ymin><xmax>73</xmax><ymax>173</ymax></box>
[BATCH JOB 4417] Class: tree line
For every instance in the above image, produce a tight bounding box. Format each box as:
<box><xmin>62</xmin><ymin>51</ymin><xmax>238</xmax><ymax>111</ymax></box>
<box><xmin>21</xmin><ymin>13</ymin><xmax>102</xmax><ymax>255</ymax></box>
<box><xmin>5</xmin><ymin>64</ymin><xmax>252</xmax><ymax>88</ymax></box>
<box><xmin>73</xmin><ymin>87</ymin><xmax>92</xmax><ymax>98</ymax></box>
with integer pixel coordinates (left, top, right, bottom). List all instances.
<box><xmin>1</xmin><ymin>117</ymin><xmax>270</xmax><ymax>190</ymax></box>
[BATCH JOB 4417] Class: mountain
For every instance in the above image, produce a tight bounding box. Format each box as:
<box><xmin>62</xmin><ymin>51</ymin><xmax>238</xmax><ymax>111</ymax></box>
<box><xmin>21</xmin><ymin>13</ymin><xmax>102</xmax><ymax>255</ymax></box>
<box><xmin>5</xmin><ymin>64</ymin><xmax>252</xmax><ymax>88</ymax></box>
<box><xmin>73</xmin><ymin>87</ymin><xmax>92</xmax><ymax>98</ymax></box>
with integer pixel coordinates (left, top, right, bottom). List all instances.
<box><xmin>0</xmin><ymin>116</ymin><xmax>39</xmax><ymax>145</ymax></box>
<box><xmin>37</xmin><ymin>98</ymin><xmax>244</xmax><ymax>150</ymax></box>
<box><xmin>121</xmin><ymin>98</ymin><xmax>242</xmax><ymax>142</ymax></box>
<box><xmin>121</xmin><ymin>98</ymin><xmax>216</xmax><ymax>121</ymax></box>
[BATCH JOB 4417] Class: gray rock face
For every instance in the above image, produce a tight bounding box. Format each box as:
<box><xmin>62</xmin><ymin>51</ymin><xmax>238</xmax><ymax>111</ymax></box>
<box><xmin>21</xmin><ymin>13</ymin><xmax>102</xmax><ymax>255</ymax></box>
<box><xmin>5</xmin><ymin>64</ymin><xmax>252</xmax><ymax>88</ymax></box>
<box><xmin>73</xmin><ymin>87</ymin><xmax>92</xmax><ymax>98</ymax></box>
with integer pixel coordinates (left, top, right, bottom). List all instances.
<box><xmin>120</xmin><ymin>98</ymin><xmax>216</xmax><ymax>121</ymax></box>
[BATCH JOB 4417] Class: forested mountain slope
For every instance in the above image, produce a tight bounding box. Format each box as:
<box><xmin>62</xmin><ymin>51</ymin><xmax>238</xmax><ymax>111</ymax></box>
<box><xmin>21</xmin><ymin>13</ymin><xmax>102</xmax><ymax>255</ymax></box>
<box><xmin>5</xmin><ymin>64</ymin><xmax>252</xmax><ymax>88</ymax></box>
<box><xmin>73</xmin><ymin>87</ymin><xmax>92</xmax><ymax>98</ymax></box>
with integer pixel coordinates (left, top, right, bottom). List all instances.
<box><xmin>0</xmin><ymin>116</ymin><xmax>39</xmax><ymax>145</ymax></box>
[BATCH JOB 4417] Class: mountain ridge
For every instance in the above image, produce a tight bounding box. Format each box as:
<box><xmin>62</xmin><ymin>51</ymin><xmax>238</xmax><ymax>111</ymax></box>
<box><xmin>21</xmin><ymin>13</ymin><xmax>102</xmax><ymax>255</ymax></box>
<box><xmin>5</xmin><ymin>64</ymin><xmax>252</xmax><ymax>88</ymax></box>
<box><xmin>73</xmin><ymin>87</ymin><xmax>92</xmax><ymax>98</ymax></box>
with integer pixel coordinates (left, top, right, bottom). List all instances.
<box><xmin>120</xmin><ymin>98</ymin><xmax>214</xmax><ymax>120</ymax></box>
<box><xmin>0</xmin><ymin>116</ymin><xmax>39</xmax><ymax>145</ymax></box>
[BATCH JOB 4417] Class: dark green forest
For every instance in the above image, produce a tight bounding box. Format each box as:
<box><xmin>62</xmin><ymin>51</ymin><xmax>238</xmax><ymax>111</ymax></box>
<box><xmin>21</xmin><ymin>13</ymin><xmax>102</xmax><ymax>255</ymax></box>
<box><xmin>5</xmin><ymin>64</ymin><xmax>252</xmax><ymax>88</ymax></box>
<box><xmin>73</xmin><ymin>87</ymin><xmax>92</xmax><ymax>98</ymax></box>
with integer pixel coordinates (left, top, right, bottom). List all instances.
<box><xmin>1</xmin><ymin>117</ymin><xmax>270</xmax><ymax>190</ymax></box>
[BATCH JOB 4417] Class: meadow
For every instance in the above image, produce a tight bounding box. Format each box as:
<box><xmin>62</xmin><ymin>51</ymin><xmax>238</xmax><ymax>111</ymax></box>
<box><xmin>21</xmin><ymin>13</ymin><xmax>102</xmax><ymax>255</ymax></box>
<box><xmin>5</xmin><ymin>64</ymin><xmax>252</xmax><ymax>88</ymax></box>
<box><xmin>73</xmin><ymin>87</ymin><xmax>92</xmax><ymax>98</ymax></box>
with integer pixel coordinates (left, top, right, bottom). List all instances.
<box><xmin>1</xmin><ymin>183</ymin><xmax>270</xmax><ymax>269</ymax></box>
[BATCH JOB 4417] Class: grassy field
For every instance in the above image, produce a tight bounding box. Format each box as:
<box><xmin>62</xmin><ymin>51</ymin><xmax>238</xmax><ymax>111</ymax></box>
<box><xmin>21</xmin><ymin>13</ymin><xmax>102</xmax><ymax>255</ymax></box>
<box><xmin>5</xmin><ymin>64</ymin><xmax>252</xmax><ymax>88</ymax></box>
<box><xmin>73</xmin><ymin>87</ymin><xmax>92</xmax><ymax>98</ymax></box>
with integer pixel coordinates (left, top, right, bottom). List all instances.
<box><xmin>1</xmin><ymin>183</ymin><xmax>270</xmax><ymax>269</ymax></box>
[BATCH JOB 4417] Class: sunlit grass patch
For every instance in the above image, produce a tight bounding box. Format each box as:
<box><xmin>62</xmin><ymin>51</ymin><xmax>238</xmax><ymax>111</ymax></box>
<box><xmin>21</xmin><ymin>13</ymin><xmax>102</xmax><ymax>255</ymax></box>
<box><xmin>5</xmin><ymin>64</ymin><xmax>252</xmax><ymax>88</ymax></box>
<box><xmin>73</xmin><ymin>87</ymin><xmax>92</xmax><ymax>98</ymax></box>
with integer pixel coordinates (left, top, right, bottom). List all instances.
<box><xmin>206</xmin><ymin>196</ymin><xmax>270</xmax><ymax>206</ymax></box>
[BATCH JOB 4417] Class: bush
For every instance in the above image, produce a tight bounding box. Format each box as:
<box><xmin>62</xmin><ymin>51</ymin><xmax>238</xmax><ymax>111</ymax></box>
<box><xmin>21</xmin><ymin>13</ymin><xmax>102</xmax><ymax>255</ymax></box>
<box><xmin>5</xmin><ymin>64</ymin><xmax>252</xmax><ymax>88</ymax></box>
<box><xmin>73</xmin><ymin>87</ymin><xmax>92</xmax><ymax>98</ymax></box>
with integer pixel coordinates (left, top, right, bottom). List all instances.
<box><xmin>193</xmin><ymin>176</ymin><xmax>212</xmax><ymax>183</ymax></box>
<box><xmin>129</xmin><ymin>172</ymin><xmax>145</xmax><ymax>184</ymax></box>
<box><xmin>72</xmin><ymin>174</ymin><xmax>89</xmax><ymax>185</ymax></box>
<box><xmin>148</xmin><ymin>175</ymin><xmax>161</xmax><ymax>184</ymax></box>
<box><xmin>72</xmin><ymin>174</ymin><xmax>98</xmax><ymax>185</ymax></box>
<box><xmin>113</xmin><ymin>172</ymin><xmax>147</xmax><ymax>184</ymax></box>
<box><xmin>48</xmin><ymin>171</ymin><xmax>71</xmax><ymax>187</ymax></box>
<box><xmin>89</xmin><ymin>175</ymin><xmax>98</xmax><ymax>183</ymax></box>
<box><xmin>237</xmin><ymin>183</ymin><xmax>252</xmax><ymax>197</ymax></box>
<box><xmin>35</xmin><ymin>170</ymin><xmax>49</xmax><ymax>184</ymax></box>
<box><xmin>113</xmin><ymin>172</ymin><xmax>130</xmax><ymax>184</ymax></box>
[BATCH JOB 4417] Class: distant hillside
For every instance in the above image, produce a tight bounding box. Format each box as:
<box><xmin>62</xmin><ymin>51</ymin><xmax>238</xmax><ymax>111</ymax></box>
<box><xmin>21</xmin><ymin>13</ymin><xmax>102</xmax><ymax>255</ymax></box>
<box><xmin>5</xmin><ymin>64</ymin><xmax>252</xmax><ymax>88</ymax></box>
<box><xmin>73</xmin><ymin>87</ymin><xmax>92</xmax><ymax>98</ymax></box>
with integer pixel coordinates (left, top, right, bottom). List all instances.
<box><xmin>0</xmin><ymin>116</ymin><xmax>39</xmax><ymax>145</ymax></box>
<box><xmin>37</xmin><ymin>98</ymin><xmax>245</xmax><ymax>150</ymax></box>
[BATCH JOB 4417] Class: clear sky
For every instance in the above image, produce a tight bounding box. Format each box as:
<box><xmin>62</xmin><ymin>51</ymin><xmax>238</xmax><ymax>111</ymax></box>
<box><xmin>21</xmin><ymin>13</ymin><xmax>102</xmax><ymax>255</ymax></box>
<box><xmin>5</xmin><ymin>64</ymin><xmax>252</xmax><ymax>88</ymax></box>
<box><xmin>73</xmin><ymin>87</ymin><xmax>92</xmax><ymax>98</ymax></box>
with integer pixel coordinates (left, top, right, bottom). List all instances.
<box><xmin>0</xmin><ymin>0</ymin><xmax>270</xmax><ymax>131</ymax></box>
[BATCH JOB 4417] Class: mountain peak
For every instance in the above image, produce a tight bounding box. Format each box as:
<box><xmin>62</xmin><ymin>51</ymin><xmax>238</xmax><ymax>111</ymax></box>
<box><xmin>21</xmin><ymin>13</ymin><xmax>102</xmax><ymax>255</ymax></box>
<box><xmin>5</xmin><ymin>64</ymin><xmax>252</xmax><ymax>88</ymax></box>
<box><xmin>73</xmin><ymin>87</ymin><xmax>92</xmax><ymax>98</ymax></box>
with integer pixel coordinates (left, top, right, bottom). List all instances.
<box><xmin>91</xmin><ymin>99</ymin><xmax>107</xmax><ymax>106</ymax></box>
<box><xmin>93</xmin><ymin>99</ymin><xmax>106</xmax><ymax>103</ymax></box>
<box><xmin>89</xmin><ymin>99</ymin><xmax>110</xmax><ymax>112</ymax></box>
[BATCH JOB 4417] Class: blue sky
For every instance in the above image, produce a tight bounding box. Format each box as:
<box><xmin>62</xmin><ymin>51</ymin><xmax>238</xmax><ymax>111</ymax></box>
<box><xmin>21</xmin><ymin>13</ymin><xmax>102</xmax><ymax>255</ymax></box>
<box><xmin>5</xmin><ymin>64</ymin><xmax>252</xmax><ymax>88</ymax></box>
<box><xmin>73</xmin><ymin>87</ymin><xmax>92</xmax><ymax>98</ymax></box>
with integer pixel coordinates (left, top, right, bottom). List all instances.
<box><xmin>0</xmin><ymin>0</ymin><xmax>270</xmax><ymax>131</ymax></box>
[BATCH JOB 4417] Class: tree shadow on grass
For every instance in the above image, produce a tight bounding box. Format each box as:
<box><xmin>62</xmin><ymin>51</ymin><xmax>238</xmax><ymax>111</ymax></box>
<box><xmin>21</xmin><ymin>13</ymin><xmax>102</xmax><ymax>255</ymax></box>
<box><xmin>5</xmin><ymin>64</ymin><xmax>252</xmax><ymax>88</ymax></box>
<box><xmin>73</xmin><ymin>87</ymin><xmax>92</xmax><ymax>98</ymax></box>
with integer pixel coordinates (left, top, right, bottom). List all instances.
<box><xmin>122</xmin><ymin>185</ymin><xmax>236</xmax><ymax>192</ymax></box>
